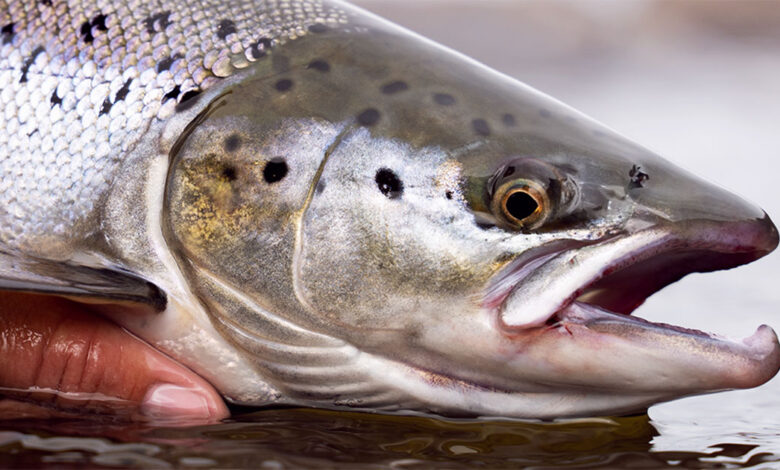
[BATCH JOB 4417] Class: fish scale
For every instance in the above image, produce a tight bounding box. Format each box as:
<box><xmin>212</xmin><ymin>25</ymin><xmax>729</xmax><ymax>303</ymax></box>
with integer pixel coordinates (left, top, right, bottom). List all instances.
<box><xmin>0</xmin><ymin>0</ymin><xmax>347</xmax><ymax>255</ymax></box>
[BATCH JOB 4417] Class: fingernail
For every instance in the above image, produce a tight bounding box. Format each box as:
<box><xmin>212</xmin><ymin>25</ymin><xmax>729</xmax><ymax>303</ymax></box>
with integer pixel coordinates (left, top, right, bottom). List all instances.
<box><xmin>140</xmin><ymin>383</ymin><xmax>220</xmax><ymax>420</ymax></box>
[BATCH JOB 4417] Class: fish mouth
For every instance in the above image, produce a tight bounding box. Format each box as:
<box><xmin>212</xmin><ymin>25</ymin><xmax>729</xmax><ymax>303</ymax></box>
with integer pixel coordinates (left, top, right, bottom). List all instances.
<box><xmin>485</xmin><ymin>214</ymin><xmax>780</xmax><ymax>390</ymax></box>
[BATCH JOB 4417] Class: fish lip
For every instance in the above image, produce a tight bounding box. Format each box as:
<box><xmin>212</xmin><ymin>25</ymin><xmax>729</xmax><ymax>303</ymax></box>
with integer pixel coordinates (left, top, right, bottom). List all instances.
<box><xmin>487</xmin><ymin>215</ymin><xmax>778</xmax><ymax>334</ymax></box>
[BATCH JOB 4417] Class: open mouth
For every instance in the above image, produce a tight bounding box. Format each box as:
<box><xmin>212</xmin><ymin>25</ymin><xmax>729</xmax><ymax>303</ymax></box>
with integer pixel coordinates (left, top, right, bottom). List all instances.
<box><xmin>486</xmin><ymin>216</ymin><xmax>779</xmax><ymax>343</ymax></box>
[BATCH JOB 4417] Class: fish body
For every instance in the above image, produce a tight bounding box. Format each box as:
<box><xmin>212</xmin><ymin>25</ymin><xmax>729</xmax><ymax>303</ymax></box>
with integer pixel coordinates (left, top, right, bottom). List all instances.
<box><xmin>1</xmin><ymin>0</ymin><xmax>778</xmax><ymax>418</ymax></box>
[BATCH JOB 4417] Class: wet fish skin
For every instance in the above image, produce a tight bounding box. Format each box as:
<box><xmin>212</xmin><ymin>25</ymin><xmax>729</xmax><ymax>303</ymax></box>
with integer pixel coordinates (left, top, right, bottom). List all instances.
<box><xmin>2</xmin><ymin>0</ymin><xmax>779</xmax><ymax>419</ymax></box>
<box><xmin>0</xmin><ymin>0</ymin><xmax>348</xmax><ymax>257</ymax></box>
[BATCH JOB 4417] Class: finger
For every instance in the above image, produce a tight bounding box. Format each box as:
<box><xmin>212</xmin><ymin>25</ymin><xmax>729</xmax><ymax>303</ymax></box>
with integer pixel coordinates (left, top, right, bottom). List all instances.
<box><xmin>0</xmin><ymin>292</ymin><xmax>229</xmax><ymax>423</ymax></box>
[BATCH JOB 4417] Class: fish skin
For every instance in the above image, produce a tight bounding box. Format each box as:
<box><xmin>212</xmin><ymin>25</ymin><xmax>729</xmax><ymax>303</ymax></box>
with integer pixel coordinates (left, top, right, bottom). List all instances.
<box><xmin>1</xmin><ymin>0</ymin><xmax>779</xmax><ymax>419</ymax></box>
<box><xmin>0</xmin><ymin>0</ymin><xmax>347</xmax><ymax>256</ymax></box>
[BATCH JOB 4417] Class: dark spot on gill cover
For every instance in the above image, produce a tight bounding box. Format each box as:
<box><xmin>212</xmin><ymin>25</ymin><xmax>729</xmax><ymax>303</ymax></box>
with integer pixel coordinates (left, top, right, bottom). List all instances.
<box><xmin>375</xmin><ymin>168</ymin><xmax>403</xmax><ymax>199</ymax></box>
<box><xmin>221</xmin><ymin>165</ymin><xmax>238</xmax><ymax>182</ymax></box>
<box><xmin>175</xmin><ymin>89</ymin><xmax>202</xmax><ymax>112</ymax></box>
<box><xmin>1</xmin><ymin>23</ymin><xmax>14</xmax><ymax>45</ymax></box>
<box><xmin>250</xmin><ymin>38</ymin><xmax>272</xmax><ymax>59</ymax></box>
<box><xmin>307</xmin><ymin>59</ymin><xmax>330</xmax><ymax>72</ymax></box>
<box><xmin>308</xmin><ymin>23</ymin><xmax>328</xmax><ymax>34</ymax></box>
<box><xmin>381</xmin><ymin>81</ymin><xmax>409</xmax><ymax>95</ymax></box>
<box><xmin>357</xmin><ymin>108</ymin><xmax>381</xmax><ymax>127</ymax></box>
<box><xmin>162</xmin><ymin>85</ymin><xmax>181</xmax><ymax>103</ymax></box>
<box><xmin>502</xmin><ymin>113</ymin><xmax>517</xmax><ymax>126</ymax></box>
<box><xmin>144</xmin><ymin>11</ymin><xmax>172</xmax><ymax>34</ymax></box>
<box><xmin>20</xmin><ymin>46</ymin><xmax>44</xmax><ymax>83</ymax></box>
<box><xmin>434</xmin><ymin>93</ymin><xmax>456</xmax><ymax>106</ymax></box>
<box><xmin>472</xmin><ymin>119</ymin><xmax>491</xmax><ymax>137</ymax></box>
<box><xmin>316</xmin><ymin>180</ymin><xmax>326</xmax><ymax>195</ymax></box>
<box><xmin>263</xmin><ymin>158</ymin><xmax>288</xmax><ymax>184</ymax></box>
<box><xmin>275</xmin><ymin>79</ymin><xmax>293</xmax><ymax>92</ymax></box>
<box><xmin>216</xmin><ymin>19</ymin><xmax>236</xmax><ymax>40</ymax></box>
<box><xmin>539</xmin><ymin>109</ymin><xmax>552</xmax><ymax>119</ymax></box>
<box><xmin>445</xmin><ymin>191</ymin><xmax>453</xmax><ymax>200</ymax></box>
<box><xmin>224</xmin><ymin>134</ymin><xmax>241</xmax><ymax>152</ymax></box>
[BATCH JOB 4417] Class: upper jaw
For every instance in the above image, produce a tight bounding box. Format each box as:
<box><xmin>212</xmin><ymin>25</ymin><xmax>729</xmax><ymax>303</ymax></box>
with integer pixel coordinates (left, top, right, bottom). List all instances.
<box><xmin>489</xmin><ymin>215</ymin><xmax>778</xmax><ymax>330</ymax></box>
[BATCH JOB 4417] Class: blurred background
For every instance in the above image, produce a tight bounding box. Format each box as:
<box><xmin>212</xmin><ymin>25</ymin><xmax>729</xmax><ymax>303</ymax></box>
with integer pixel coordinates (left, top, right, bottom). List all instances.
<box><xmin>353</xmin><ymin>0</ymin><xmax>780</xmax><ymax>453</ymax></box>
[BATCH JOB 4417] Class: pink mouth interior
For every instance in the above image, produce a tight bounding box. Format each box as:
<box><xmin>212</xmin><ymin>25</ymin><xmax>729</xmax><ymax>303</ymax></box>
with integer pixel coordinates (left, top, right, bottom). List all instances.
<box><xmin>575</xmin><ymin>248</ymin><xmax>764</xmax><ymax>316</ymax></box>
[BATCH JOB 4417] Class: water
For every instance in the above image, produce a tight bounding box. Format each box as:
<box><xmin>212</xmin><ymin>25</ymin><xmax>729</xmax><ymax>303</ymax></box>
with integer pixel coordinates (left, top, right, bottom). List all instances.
<box><xmin>2</xmin><ymin>1</ymin><xmax>779</xmax><ymax>468</ymax></box>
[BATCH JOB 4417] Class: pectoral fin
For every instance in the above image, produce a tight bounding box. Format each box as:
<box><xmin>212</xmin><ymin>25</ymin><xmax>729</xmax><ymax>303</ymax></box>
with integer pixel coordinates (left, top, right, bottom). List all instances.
<box><xmin>0</xmin><ymin>250</ymin><xmax>166</xmax><ymax>311</ymax></box>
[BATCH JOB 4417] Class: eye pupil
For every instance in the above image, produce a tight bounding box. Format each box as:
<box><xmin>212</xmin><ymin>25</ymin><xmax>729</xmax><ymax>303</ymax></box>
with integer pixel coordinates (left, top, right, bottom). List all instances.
<box><xmin>505</xmin><ymin>191</ymin><xmax>539</xmax><ymax>222</ymax></box>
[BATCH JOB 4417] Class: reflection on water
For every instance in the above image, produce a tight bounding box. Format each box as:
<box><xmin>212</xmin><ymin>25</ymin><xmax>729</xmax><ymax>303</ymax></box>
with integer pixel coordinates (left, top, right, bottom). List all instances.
<box><xmin>1</xmin><ymin>408</ymin><xmax>777</xmax><ymax>469</ymax></box>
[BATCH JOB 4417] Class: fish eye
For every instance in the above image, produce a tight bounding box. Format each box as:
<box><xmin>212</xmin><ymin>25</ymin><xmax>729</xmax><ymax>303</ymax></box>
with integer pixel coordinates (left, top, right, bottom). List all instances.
<box><xmin>492</xmin><ymin>179</ymin><xmax>550</xmax><ymax>229</ymax></box>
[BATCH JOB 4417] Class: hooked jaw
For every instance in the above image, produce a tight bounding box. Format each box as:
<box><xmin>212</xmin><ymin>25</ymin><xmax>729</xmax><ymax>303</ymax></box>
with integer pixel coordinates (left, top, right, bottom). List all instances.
<box><xmin>488</xmin><ymin>213</ymin><xmax>780</xmax><ymax>396</ymax></box>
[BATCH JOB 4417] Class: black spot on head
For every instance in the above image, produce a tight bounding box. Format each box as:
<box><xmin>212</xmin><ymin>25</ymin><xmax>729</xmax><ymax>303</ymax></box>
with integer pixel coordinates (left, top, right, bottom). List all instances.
<box><xmin>1</xmin><ymin>23</ymin><xmax>15</xmax><ymax>45</ymax></box>
<box><xmin>224</xmin><ymin>134</ymin><xmax>241</xmax><ymax>153</ymax></box>
<box><xmin>375</xmin><ymin>168</ymin><xmax>404</xmax><ymax>199</ymax></box>
<box><xmin>472</xmin><ymin>119</ymin><xmax>491</xmax><ymax>137</ymax></box>
<box><xmin>434</xmin><ymin>93</ymin><xmax>456</xmax><ymax>106</ymax></box>
<box><xmin>115</xmin><ymin>78</ymin><xmax>133</xmax><ymax>102</ymax></box>
<box><xmin>175</xmin><ymin>88</ymin><xmax>202</xmax><ymax>112</ymax></box>
<box><xmin>307</xmin><ymin>59</ymin><xmax>330</xmax><ymax>72</ymax></box>
<box><xmin>308</xmin><ymin>23</ymin><xmax>328</xmax><ymax>34</ymax></box>
<box><xmin>263</xmin><ymin>158</ymin><xmax>288</xmax><ymax>184</ymax></box>
<box><xmin>315</xmin><ymin>180</ymin><xmax>326</xmax><ymax>195</ymax></box>
<box><xmin>99</xmin><ymin>97</ymin><xmax>112</xmax><ymax>116</ymax></box>
<box><xmin>162</xmin><ymin>85</ymin><xmax>181</xmax><ymax>103</ymax></box>
<box><xmin>502</xmin><ymin>113</ymin><xmax>516</xmax><ymax>127</ymax></box>
<box><xmin>539</xmin><ymin>109</ymin><xmax>552</xmax><ymax>119</ymax></box>
<box><xmin>221</xmin><ymin>165</ymin><xmax>238</xmax><ymax>181</ymax></box>
<box><xmin>144</xmin><ymin>11</ymin><xmax>172</xmax><ymax>34</ymax></box>
<box><xmin>445</xmin><ymin>191</ymin><xmax>453</xmax><ymax>200</ymax></box>
<box><xmin>157</xmin><ymin>54</ymin><xmax>181</xmax><ymax>73</ymax></box>
<box><xmin>274</xmin><ymin>79</ymin><xmax>293</xmax><ymax>92</ymax></box>
<box><xmin>381</xmin><ymin>81</ymin><xmax>409</xmax><ymax>95</ymax></box>
<box><xmin>357</xmin><ymin>108</ymin><xmax>381</xmax><ymax>127</ymax></box>
<box><xmin>216</xmin><ymin>19</ymin><xmax>236</xmax><ymax>40</ymax></box>
<box><xmin>50</xmin><ymin>90</ymin><xmax>63</xmax><ymax>107</ymax></box>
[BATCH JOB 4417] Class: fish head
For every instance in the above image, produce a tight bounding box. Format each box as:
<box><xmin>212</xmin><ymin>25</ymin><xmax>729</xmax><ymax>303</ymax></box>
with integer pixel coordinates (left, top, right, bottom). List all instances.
<box><xmin>164</xmin><ymin>16</ymin><xmax>779</xmax><ymax>418</ymax></box>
